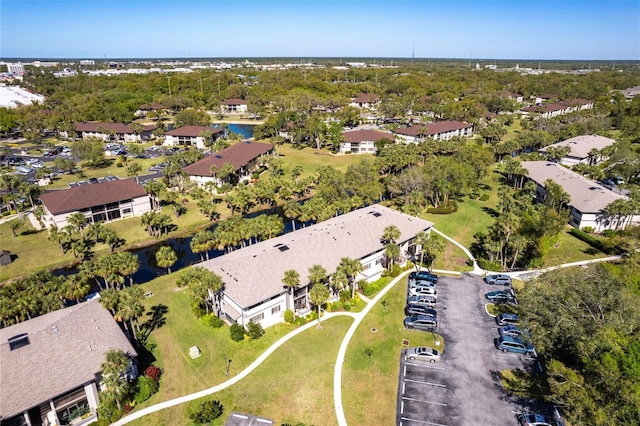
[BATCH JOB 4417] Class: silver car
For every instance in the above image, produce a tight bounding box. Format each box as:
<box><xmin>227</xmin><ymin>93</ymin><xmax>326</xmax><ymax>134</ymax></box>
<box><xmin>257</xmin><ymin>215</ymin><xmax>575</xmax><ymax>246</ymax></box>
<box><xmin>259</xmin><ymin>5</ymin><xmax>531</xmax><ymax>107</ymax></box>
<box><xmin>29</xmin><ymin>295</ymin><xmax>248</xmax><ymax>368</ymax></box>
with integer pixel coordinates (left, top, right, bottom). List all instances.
<box><xmin>406</xmin><ymin>346</ymin><xmax>441</xmax><ymax>363</ymax></box>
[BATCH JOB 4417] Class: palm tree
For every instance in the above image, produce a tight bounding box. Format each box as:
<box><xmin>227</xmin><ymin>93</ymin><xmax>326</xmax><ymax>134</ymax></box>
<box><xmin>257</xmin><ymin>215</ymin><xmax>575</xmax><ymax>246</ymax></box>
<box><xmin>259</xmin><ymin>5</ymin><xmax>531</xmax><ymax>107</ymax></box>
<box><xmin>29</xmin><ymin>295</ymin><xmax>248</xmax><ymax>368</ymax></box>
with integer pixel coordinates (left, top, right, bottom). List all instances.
<box><xmin>382</xmin><ymin>225</ymin><xmax>401</xmax><ymax>244</ymax></box>
<box><xmin>100</xmin><ymin>349</ymin><xmax>132</xmax><ymax>412</ymax></box>
<box><xmin>67</xmin><ymin>212</ymin><xmax>89</xmax><ymax>240</ymax></box>
<box><xmin>144</xmin><ymin>180</ymin><xmax>164</xmax><ymax>210</ymax></box>
<box><xmin>64</xmin><ymin>274</ymin><xmax>91</xmax><ymax>303</ymax></box>
<box><xmin>422</xmin><ymin>235</ymin><xmax>445</xmax><ymax>272</ymax></box>
<box><xmin>9</xmin><ymin>219</ymin><xmax>22</xmax><ymax>237</ymax></box>
<box><xmin>413</xmin><ymin>231</ymin><xmax>430</xmax><ymax>269</ymax></box>
<box><xmin>126</xmin><ymin>163</ymin><xmax>143</xmax><ymax>183</ymax></box>
<box><xmin>282</xmin><ymin>269</ymin><xmax>300</xmax><ymax>311</ymax></box>
<box><xmin>283</xmin><ymin>199</ymin><xmax>302</xmax><ymax>230</ymax></box>
<box><xmin>156</xmin><ymin>245</ymin><xmax>178</xmax><ymax>273</ymax></box>
<box><xmin>308</xmin><ymin>264</ymin><xmax>327</xmax><ymax>287</ymax></box>
<box><xmin>338</xmin><ymin>257</ymin><xmax>364</xmax><ymax>299</ymax></box>
<box><xmin>309</xmin><ymin>284</ymin><xmax>330</xmax><ymax>328</ymax></box>
<box><xmin>116</xmin><ymin>251</ymin><xmax>140</xmax><ymax>286</ymax></box>
<box><xmin>100</xmin><ymin>288</ymin><xmax>121</xmax><ymax>316</ymax></box>
<box><xmin>117</xmin><ymin>286</ymin><xmax>145</xmax><ymax>342</ymax></box>
<box><xmin>385</xmin><ymin>243</ymin><xmax>401</xmax><ymax>271</ymax></box>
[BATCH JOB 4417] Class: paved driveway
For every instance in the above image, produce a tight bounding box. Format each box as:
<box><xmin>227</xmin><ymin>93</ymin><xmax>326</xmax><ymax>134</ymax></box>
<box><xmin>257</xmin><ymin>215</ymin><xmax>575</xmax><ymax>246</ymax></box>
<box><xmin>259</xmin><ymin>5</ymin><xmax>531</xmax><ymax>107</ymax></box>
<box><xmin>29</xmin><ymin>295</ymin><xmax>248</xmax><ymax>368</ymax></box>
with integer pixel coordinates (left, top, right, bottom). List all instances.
<box><xmin>397</xmin><ymin>274</ymin><xmax>539</xmax><ymax>425</ymax></box>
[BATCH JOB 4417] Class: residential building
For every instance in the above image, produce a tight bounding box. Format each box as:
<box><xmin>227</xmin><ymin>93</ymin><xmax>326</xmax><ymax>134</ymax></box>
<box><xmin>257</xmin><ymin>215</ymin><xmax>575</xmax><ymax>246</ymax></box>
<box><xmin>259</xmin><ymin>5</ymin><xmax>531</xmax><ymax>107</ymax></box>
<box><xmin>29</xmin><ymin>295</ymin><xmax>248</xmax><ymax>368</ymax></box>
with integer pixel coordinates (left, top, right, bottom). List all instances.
<box><xmin>0</xmin><ymin>300</ymin><xmax>137</xmax><ymax>426</ymax></box>
<box><xmin>7</xmin><ymin>63</ymin><xmax>25</xmax><ymax>76</ymax></box>
<box><xmin>522</xmin><ymin>99</ymin><xmax>594</xmax><ymax>119</ymax></box>
<box><xmin>340</xmin><ymin>128</ymin><xmax>394</xmax><ymax>154</ymax></box>
<box><xmin>349</xmin><ymin>93</ymin><xmax>380</xmax><ymax>109</ymax></box>
<box><xmin>538</xmin><ymin>134</ymin><xmax>617</xmax><ymax>166</ymax></box>
<box><xmin>395</xmin><ymin>120</ymin><xmax>474</xmax><ymax>143</ymax></box>
<box><xmin>521</xmin><ymin>161</ymin><xmax>639</xmax><ymax>231</ymax></box>
<box><xmin>199</xmin><ymin>204</ymin><xmax>434</xmax><ymax>328</ymax></box>
<box><xmin>183</xmin><ymin>141</ymin><xmax>274</xmax><ymax>187</ymax></box>
<box><xmin>163</xmin><ymin>125</ymin><xmax>225</xmax><ymax>149</ymax></box>
<box><xmin>135</xmin><ymin>102</ymin><xmax>166</xmax><ymax>117</ymax></box>
<box><xmin>71</xmin><ymin>122</ymin><xmax>155</xmax><ymax>143</ymax></box>
<box><xmin>221</xmin><ymin>99</ymin><xmax>248</xmax><ymax>114</ymax></box>
<box><xmin>39</xmin><ymin>179</ymin><xmax>151</xmax><ymax>228</ymax></box>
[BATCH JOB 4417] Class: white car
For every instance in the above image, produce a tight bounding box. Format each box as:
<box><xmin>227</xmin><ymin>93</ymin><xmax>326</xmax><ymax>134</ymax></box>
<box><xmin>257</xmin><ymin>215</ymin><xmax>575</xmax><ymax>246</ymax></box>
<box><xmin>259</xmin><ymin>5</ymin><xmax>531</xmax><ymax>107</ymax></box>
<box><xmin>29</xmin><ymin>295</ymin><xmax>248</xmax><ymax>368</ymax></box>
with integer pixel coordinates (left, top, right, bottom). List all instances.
<box><xmin>406</xmin><ymin>346</ymin><xmax>441</xmax><ymax>363</ymax></box>
<box><xmin>408</xmin><ymin>286</ymin><xmax>437</xmax><ymax>296</ymax></box>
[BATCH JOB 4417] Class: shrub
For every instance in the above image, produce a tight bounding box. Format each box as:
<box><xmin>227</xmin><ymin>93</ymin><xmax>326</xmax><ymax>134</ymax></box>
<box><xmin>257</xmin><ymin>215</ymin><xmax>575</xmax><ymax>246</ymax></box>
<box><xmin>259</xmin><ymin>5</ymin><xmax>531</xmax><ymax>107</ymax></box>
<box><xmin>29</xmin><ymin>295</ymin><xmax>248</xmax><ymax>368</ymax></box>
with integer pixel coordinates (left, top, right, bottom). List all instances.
<box><xmin>134</xmin><ymin>375</ymin><xmax>159</xmax><ymax>404</ymax></box>
<box><xmin>190</xmin><ymin>302</ymin><xmax>207</xmax><ymax>318</ymax></box>
<box><xmin>343</xmin><ymin>302</ymin><xmax>352</xmax><ymax>311</ymax></box>
<box><xmin>339</xmin><ymin>290</ymin><xmax>351</xmax><ymax>302</ymax></box>
<box><xmin>426</xmin><ymin>200</ymin><xmax>458</xmax><ymax>214</ymax></box>
<box><xmin>390</xmin><ymin>264</ymin><xmax>402</xmax><ymax>277</ymax></box>
<box><xmin>568</xmin><ymin>228</ymin><xmax>620</xmax><ymax>255</ymax></box>
<box><xmin>331</xmin><ymin>301</ymin><xmax>344</xmax><ymax>311</ymax></box>
<box><xmin>602</xmin><ymin>229</ymin><xmax>617</xmax><ymax>238</ymax></box>
<box><xmin>116</xmin><ymin>161</ymin><xmax>123</xmax><ymax>168</ymax></box>
<box><xmin>362</xmin><ymin>276</ymin><xmax>391</xmax><ymax>297</ymax></box>
<box><xmin>479</xmin><ymin>193</ymin><xmax>490</xmax><ymax>201</ymax></box>
<box><xmin>200</xmin><ymin>313</ymin><xmax>224</xmax><ymax>328</ymax></box>
<box><xmin>144</xmin><ymin>365</ymin><xmax>162</xmax><ymax>383</ymax></box>
<box><xmin>246</xmin><ymin>321</ymin><xmax>265</xmax><ymax>340</ymax></box>
<box><xmin>229</xmin><ymin>323</ymin><xmax>245</xmax><ymax>341</ymax></box>
<box><xmin>581</xmin><ymin>226</ymin><xmax>594</xmax><ymax>234</ymax></box>
<box><xmin>293</xmin><ymin>316</ymin><xmax>308</xmax><ymax>326</ymax></box>
<box><xmin>283</xmin><ymin>309</ymin><xmax>295</xmax><ymax>324</ymax></box>
<box><xmin>190</xmin><ymin>399</ymin><xmax>224</xmax><ymax>424</ymax></box>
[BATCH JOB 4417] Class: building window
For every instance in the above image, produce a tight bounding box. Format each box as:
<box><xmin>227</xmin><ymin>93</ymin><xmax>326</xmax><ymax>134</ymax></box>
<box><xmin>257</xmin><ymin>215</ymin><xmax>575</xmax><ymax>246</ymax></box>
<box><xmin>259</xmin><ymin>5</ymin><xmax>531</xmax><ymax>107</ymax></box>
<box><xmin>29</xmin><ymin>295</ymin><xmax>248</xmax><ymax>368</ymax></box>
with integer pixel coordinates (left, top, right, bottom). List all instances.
<box><xmin>250</xmin><ymin>313</ymin><xmax>264</xmax><ymax>323</ymax></box>
<box><xmin>123</xmin><ymin>208</ymin><xmax>131</xmax><ymax>214</ymax></box>
<box><xmin>375</xmin><ymin>258</ymin><xmax>383</xmax><ymax>265</ymax></box>
<box><xmin>271</xmin><ymin>305</ymin><xmax>281</xmax><ymax>314</ymax></box>
<box><xmin>362</xmin><ymin>263</ymin><xmax>371</xmax><ymax>270</ymax></box>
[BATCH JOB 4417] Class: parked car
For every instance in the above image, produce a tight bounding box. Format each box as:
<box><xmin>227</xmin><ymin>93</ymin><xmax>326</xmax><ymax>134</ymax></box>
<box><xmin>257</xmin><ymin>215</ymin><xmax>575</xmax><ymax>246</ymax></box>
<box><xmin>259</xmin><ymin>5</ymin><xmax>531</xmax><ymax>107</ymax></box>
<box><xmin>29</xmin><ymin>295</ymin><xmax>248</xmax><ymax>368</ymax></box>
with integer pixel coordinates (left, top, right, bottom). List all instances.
<box><xmin>518</xmin><ymin>413</ymin><xmax>555</xmax><ymax>426</ymax></box>
<box><xmin>495</xmin><ymin>335</ymin><xmax>535</xmax><ymax>355</ymax></box>
<box><xmin>485</xmin><ymin>290</ymin><xmax>516</xmax><ymax>304</ymax></box>
<box><xmin>405</xmin><ymin>304</ymin><xmax>437</xmax><ymax>317</ymax></box>
<box><xmin>410</xmin><ymin>271</ymin><xmax>438</xmax><ymax>283</ymax></box>
<box><xmin>404</xmin><ymin>314</ymin><xmax>438</xmax><ymax>331</ymax></box>
<box><xmin>484</xmin><ymin>274</ymin><xmax>512</xmax><ymax>286</ymax></box>
<box><xmin>495</xmin><ymin>313</ymin><xmax>519</xmax><ymax>326</ymax></box>
<box><xmin>405</xmin><ymin>346</ymin><xmax>441</xmax><ymax>363</ymax></box>
<box><xmin>408</xmin><ymin>278</ymin><xmax>436</xmax><ymax>289</ymax></box>
<box><xmin>409</xmin><ymin>286</ymin><xmax>437</xmax><ymax>296</ymax></box>
<box><xmin>88</xmin><ymin>177</ymin><xmax>99</xmax><ymax>184</ymax></box>
<box><xmin>31</xmin><ymin>161</ymin><xmax>45</xmax><ymax>168</ymax></box>
<box><xmin>499</xmin><ymin>325</ymin><xmax>529</xmax><ymax>339</ymax></box>
<box><xmin>407</xmin><ymin>294</ymin><xmax>437</xmax><ymax>306</ymax></box>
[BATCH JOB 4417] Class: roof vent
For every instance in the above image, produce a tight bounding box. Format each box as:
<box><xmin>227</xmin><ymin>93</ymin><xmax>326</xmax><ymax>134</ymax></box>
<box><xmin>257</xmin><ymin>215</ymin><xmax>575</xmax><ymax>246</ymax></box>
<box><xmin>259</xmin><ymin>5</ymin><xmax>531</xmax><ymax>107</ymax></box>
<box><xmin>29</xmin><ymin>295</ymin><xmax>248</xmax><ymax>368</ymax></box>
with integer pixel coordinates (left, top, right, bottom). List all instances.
<box><xmin>274</xmin><ymin>243</ymin><xmax>289</xmax><ymax>252</ymax></box>
<box><xmin>8</xmin><ymin>333</ymin><xmax>30</xmax><ymax>351</ymax></box>
<box><xmin>215</xmin><ymin>155</ymin><xmax>223</xmax><ymax>159</ymax></box>
<box><xmin>369</xmin><ymin>211</ymin><xmax>382</xmax><ymax>217</ymax></box>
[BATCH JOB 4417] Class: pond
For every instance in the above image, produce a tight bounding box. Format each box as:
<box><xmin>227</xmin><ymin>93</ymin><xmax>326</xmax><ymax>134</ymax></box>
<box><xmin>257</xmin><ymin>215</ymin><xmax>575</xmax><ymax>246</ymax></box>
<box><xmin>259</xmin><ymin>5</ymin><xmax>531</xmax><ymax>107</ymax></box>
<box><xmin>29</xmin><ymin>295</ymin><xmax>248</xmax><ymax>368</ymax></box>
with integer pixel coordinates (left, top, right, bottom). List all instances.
<box><xmin>226</xmin><ymin>123</ymin><xmax>255</xmax><ymax>139</ymax></box>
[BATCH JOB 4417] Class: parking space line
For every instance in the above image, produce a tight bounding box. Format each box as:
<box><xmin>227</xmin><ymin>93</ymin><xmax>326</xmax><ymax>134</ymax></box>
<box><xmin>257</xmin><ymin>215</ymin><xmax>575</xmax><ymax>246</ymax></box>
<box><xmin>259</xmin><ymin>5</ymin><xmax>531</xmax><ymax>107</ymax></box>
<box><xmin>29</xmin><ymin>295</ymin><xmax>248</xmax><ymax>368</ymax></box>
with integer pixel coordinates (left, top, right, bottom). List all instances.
<box><xmin>402</xmin><ymin>382</ymin><xmax>406</xmax><ymax>394</ymax></box>
<box><xmin>400</xmin><ymin>417</ymin><xmax>447</xmax><ymax>426</ymax></box>
<box><xmin>404</xmin><ymin>362</ymin><xmax>445</xmax><ymax>371</ymax></box>
<box><xmin>402</xmin><ymin>396</ymin><xmax>447</xmax><ymax>407</ymax></box>
<box><xmin>404</xmin><ymin>378</ymin><xmax>446</xmax><ymax>387</ymax></box>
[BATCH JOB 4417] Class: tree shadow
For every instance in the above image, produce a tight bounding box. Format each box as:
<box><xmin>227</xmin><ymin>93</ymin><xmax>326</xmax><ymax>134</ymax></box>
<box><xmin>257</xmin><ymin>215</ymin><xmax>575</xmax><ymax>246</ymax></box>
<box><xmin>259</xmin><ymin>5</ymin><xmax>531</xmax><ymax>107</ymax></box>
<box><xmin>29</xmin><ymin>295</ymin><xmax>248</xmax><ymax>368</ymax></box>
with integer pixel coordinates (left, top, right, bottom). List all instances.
<box><xmin>20</xmin><ymin>228</ymin><xmax>44</xmax><ymax>236</ymax></box>
<box><xmin>582</xmin><ymin>247</ymin><xmax>601</xmax><ymax>255</ymax></box>
<box><xmin>482</xmin><ymin>206</ymin><xmax>500</xmax><ymax>218</ymax></box>
<box><xmin>140</xmin><ymin>304</ymin><xmax>169</xmax><ymax>341</ymax></box>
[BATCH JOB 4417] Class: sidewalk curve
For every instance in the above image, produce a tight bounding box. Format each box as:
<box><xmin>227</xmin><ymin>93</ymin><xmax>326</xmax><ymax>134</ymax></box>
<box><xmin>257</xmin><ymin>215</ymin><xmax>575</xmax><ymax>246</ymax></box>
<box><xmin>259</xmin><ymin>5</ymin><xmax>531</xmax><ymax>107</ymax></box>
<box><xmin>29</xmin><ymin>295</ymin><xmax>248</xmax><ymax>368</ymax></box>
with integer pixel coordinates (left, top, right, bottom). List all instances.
<box><xmin>113</xmin><ymin>311</ymin><xmax>358</xmax><ymax>425</ymax></box>
<box><xmin>431</xmin><ymin>227</ymin><xmax>483</xmax><ymax>275</ymax></box>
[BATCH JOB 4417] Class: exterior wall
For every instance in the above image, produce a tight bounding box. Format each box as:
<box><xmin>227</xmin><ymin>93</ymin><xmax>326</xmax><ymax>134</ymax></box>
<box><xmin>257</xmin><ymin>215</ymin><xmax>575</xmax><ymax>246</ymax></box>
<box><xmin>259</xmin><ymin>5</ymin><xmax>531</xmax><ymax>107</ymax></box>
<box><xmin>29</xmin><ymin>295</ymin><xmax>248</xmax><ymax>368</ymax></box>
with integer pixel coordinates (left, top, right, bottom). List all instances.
<box><xmin>221</xmin><ymin>104</ymin><xmax>248</xmax><ymax>114</ymax></box>
<box><xmin>188</xmin><ymin>175</ymin><xmax>220</xmax><ymax>187</ymax></box>
<box><xmin>42</xmin><ymin>195</ymin><xmax>151</xmax><ymax>229</ymax></box>
<box><xmin>163</xmin><ymin>135</ymin><xmax>206</xmax><ymax>149</ymax></box>
<box><xmin>559</xmin><ymin>156</ymin><xmax>584</xmax><ymax>167</ymax></box>
<box><xmin>339</xmin><ymin>140</ymin><xmax>377</xmax><ymax>154</ymax></box>
<box><xmin>220</xmin><ymin>293</ymin><xmax>288</xmax><ymax>329</ymax></box>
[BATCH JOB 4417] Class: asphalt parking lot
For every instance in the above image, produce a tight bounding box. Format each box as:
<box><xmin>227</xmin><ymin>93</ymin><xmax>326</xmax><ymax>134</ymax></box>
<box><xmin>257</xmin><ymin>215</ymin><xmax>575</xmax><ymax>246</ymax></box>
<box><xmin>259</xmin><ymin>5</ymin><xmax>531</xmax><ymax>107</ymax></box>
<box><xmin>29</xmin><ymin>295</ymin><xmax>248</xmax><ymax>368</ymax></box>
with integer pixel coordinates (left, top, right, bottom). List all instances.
<box><xmin>397</xmin><ymin>274</ymin><xmax>539</xmax><ymax>425</ymax></box>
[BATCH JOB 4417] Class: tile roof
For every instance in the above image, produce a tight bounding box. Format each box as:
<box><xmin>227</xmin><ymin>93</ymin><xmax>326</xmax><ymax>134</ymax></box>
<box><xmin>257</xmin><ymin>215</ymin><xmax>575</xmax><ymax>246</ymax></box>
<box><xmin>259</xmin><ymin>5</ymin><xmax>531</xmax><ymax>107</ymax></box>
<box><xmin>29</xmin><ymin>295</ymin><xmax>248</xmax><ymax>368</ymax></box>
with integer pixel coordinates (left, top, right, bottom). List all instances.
<box><xmin>40</xmin><ymin>179</ymin><xmax>148</xmax><ymax>215</ymax></box>
<box><xmin>165</xmin><ymin>125</ymin><xmax>224</xmax><ymax>137</ymax></box>
<box><xmin>75</xmin><ymin>122</ymin><xmax>155</xmax><ymax>133</ymax></box>
<box><xmin>222</xmin><ymin>98</ymin><xmax>247</xmax><ymax>105</ymax></box>
<box><xmin>342</xmin><ymin>129</ymin><xmax>394</xmax><ymax>143</ymax></box>
<box><xmin>539</xmin><ymin>135</ymin><xmax>617</xmax><ymax>159</ymax></box>
<box><xmin>351</xmin><ymin>93</ymin><xmax>380</xmax><ymax>104</ymax></box>
<box><xmin>395</xmin><ymin>120</ymin><xmax>472</xmax><ymax>137</ymax></box>
<box><xmin>183</xmin><ymin>141</ymin><xmax>274</xmax><ymax>176</ymax></box>
<box><xmin>0</xmin><ymin>300</ymin><xmax>136</xmax><ymax>418</ymax></box>
<box><xmin>199</xmin><ymin>204</ymin><xmax>434</xmax><ymax>308</ymax></box>
<box><xmin>521</xmin><ymin>161</ymin><xmax>626</xmax><ymax>213</ymax></box>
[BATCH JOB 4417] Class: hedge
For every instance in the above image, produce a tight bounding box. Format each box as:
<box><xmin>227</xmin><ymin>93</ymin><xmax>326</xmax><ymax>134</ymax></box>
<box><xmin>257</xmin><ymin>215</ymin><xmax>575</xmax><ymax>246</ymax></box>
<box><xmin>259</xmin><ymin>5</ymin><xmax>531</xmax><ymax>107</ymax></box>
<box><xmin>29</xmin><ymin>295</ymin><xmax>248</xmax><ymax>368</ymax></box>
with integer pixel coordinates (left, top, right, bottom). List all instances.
<box><xmin>568</xmin><ymin>228</ymin><xmax>620</xmax><ymax>255</ymax></box>
<box><xmin>427</xmin><ymin>200</ymin><xmax>458</xmax><ymax>214</ymax></box>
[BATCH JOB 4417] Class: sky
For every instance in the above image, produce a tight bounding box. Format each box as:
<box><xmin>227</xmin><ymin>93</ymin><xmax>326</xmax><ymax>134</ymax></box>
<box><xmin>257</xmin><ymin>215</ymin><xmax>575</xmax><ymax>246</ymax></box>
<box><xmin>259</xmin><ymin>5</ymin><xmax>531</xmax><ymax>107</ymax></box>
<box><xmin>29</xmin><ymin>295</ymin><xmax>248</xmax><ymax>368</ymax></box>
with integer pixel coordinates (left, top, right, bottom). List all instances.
<box><xmin>1</xmin><ymin>0</ymin><xmax>639</xmax><ymax>60</ymax></box>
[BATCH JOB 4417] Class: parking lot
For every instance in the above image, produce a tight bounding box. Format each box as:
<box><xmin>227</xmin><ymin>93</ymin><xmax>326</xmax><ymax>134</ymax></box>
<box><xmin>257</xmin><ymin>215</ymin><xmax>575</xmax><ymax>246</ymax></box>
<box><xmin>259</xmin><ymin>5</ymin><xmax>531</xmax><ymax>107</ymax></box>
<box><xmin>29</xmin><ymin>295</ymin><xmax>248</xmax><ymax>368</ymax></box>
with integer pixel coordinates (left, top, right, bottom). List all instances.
<box><xmin>397</xmin><ymin>274</ymin><xmax>539</xmax><ymax>425</ymax></box>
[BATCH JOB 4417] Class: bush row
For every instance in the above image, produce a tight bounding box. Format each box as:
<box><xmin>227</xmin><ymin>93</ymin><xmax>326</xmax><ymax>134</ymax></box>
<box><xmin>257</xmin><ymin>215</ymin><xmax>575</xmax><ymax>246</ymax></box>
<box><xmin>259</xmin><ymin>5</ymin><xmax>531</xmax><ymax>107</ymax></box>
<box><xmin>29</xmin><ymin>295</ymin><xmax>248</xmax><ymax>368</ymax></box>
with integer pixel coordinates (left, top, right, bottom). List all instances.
<box><xmin>568</xmin><ymin>228</ymin><xmax>620</xmax><ymax>255</ymax></box>
<box><xmin>426</xmin><ymin>200</ymin><xmax>458</xmax><ymax>214</ymax></box>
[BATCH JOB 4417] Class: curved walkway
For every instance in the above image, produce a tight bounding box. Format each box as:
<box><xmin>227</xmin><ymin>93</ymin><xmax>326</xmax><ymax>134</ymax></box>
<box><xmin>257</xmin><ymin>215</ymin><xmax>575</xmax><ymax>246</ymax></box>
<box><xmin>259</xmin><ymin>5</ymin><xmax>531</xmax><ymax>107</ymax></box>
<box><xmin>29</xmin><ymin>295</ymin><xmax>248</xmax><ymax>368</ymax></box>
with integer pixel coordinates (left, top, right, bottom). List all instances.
<box><xmin>113</xmin><ymin>311</ymin><xmax>359</xmax><ymax>425</ymax></box>
<box><xmin>431</xmin><ymin>227</ymin><xmax>483</xmax><ymax>275</ymax></box>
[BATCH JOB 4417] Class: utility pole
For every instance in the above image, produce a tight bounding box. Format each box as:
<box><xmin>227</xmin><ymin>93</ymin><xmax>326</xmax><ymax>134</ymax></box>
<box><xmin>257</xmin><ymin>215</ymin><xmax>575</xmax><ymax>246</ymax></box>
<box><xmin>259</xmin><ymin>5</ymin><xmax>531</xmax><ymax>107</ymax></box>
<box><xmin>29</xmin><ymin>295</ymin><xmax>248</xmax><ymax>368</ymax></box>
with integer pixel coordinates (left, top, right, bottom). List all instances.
<box><xmin>166</xmin><ymin>76</ymin><xmax>172</xmax><ymax>97</ymax></box>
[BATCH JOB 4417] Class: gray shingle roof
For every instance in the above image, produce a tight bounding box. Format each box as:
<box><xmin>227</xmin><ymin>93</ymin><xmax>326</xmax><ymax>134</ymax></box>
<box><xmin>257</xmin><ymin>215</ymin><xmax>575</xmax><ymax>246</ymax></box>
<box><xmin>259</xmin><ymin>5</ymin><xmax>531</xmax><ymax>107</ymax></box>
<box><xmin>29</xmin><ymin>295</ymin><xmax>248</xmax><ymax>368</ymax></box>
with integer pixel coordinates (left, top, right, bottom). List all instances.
<box><xmin>199</xmin><ymin>205</ymin><xmax>433</xmax><ymax>308</ymax></box>
<box><xmin>538</xmin><ymin>135</ymin><xmax>616</xmax><ymax>159</ymax></box>
<box><xmin>521</xmin><ymin>161</ymin><xmax>625</xmax><ymax>213</ymax></box>
<box><xmin>0</xmin><ymin>300</ymin><xmax>136</xmax><ymax>418</ymax></box>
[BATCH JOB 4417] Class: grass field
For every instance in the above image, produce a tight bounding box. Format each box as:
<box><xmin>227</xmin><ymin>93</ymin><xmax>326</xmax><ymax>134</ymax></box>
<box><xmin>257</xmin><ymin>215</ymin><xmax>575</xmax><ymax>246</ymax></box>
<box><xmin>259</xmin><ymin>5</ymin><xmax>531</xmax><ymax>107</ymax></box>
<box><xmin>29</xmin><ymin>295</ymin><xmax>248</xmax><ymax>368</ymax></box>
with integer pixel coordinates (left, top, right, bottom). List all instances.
<box><xmin>278</xmin><ymin>144</ymin><xmax>366</xmax><ymax>177</ymax></box>
<box><xmin>542</xmin><ymin>227</ymin><xmax>609</xmax><ymax>266</ymax></box>
<box><xmin>342</xmin><ymin>275</ymin><xmax>444</xmax><ymax>425</ymax></box>
<box><xmin>128</xmin><ymin>268</ymin><xmax>353</xmax><ymax>426</ymax></box>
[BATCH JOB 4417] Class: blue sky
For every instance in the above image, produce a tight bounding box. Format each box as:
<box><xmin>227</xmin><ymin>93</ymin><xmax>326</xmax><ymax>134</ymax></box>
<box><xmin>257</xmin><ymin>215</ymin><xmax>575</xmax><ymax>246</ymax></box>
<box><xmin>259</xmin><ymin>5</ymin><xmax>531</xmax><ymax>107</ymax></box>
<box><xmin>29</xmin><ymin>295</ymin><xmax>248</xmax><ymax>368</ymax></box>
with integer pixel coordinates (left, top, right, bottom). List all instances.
<box><xmin>1</xmin><ymin>0</ymin><xmax>638</xmax><ymax>60</ymax></box>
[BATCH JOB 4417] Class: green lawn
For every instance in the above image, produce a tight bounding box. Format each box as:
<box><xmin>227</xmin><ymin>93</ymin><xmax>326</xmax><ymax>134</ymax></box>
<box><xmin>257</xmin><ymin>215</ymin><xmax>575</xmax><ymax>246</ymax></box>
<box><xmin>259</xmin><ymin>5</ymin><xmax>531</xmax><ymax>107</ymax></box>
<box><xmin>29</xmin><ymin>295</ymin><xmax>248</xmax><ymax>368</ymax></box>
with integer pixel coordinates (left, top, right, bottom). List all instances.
<box><xmin>277</xmin><ymin>144</ymin><xmax>366</xmax><ymax>178</ymax></box>
<box><xmin>128</xmin><ymin>270</ymin><xmax>353</xmax><ymax>425</ymax></box>
<box><xmin>342</xmin><ymin>275</ymin><xmax>444</xmax><ymax>425</ymax></box>
<box><xmin>422</xmin><ymin>167</ymin><xmax>503</xmax><ymax>249</ymax></box>
<box><xmin>542</xmin><ymin>227</ymin><xmax>609</xmax><ymax>267</ymax></box>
